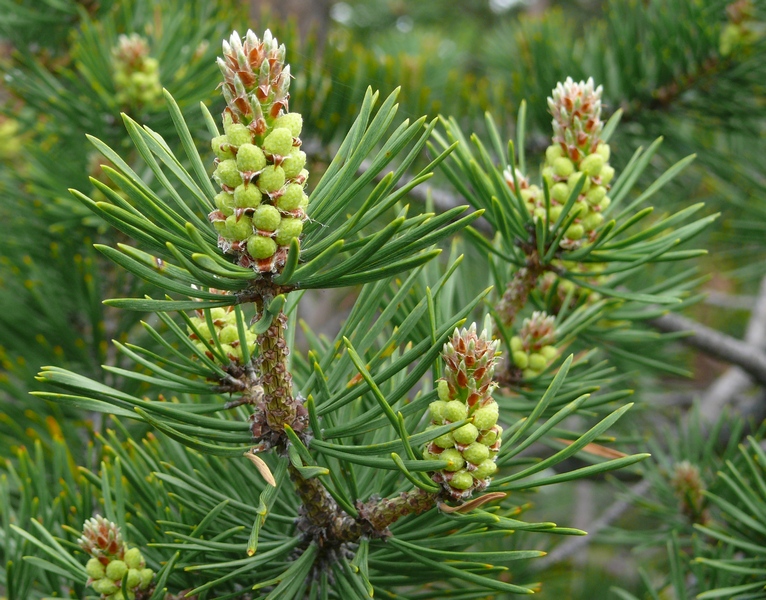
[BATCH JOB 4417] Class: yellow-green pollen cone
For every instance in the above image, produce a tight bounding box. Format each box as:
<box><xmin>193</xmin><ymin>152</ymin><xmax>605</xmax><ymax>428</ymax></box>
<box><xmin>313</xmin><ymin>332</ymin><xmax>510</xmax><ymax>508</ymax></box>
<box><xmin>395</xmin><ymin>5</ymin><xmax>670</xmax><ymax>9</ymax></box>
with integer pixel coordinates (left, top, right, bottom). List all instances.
<box><xmin>423</xmin><ymin>324</ymin><xmax>502</xmax><ymax>501</ymax></box>
<box><xmin>510</xmin><ymin>311</ymin><xmax>557</xmax><ymax>379</ymax></box>
<box><xmin>208</xmin><ymin>30</ymin><xmax>309</xmax><ymax>275</ymax></box>
<box><xmin>187</xmin><ymin>305</ymin><xmax>256</xmax><ymax>365</ymax></box>
<box><xmin>538</xmin><ymin>262</ymin><xmax>606</xmax><ymax>312</ymax></box>
<box><xmin>78</xmin><ymin>516</ymin><xmax>154</xmax><ymax>600</ymax></box>
<box><xmin>510</xmin><ymin>78</ymin><xmax>614</xmax><ymax>251</ymax></box>
<box><xmin>112</xmin><ymin>34</ymin><xmax>162</xmax><ymax>109</ymax></box>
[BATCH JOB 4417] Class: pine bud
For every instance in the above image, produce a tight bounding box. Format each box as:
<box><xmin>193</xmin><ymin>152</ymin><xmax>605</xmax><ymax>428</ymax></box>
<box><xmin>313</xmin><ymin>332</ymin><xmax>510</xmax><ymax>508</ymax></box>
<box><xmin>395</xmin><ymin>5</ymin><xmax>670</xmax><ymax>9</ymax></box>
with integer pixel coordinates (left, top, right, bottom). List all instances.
<box><xmin>512</xmin><ymin>350</ymin><xmax>529</xmax><ymax>369</ymax></box>
<box><xmin>566</xmin><ymin>223</ymin><xmax>584</xmax><ymax>241</ymax></box>
<box><xmin>139</xmin><ymin>567</ymin><xmax>153</xmax><ymax>588</ymax></box>
<box><xmin>257</xmin><ymin>165</ymin><xmax>286</xmax><ymax>194</ymax></box>
<box><xmin>236</xmin><ymin>144</ymin><xmax>267</xmax><ymax>172</ymax></box>
<box><xmin>462</xmin><ymin>442</ymin><xmax>490</xmax><ymax>465</ymax></box>
<box><xmin>441</xmin><ymin>448</ymin><xmax>465</xmax><ymax>472</ymax></box>
<box><xmin>444</xmin><ymin>400</ymin><xmax>467</xmax><ymax>422</ymax></box>
<box><xmin>224</xmin><ymin>214</ymin><xmax>253</xmax><ymax>240</ymax></box>
<box><xmin>513</xmin><ymin>312</ymin><xmax>558</xmax><ymax>378</ymax></box>
<box><xmin>600</xmin><ymin>165</ymin><xmax>615</xmax><ymax>185</ymax></box>
<box><xmin>187</xmin><ymin>304</ymin><xmax>256</xmax><ymax>366</ymax></box>
<box><xmin>247</xmin><ymin>234</ymin><xmax>277</xmax><ymax>259</ymax></box>
<box><xmin>580</xmin><ymin>153</ymin><xmax>605</xmax><ymax>177</ymax></box>
<box><xmin>86</xmin><ymin>557</ymin><xmax>105</xmax><ymax>579</ymax></box>
<box><xmin>253</xmin><ymin>205</ymin><xmax>281</xmax><ymax>231</ymax></box>
<box><xmin>106</xmin><ymin>560</ymin><xmax>128</xmax><ymax>581</ymax></box>
<box><xmin>472</xmin><ymin>402</ymin><xmax>499</xmax><ymax>431</ymax></box>
<box><xmin>581</xmin><ymin>211</ymin><xmax>604</xmax><ymax>231</ymax></box>
<box><xmin>585</xmin><ymin>185</ymin><xmax>606</xmax><ymax>206</ymax></box>
<box><xmin>79</xmin><ymin>517</ymin><xmax>154</xmax><ymax>599</ymax></box>
<box><xmin>429</xmin><ymin>400</ymin><xmax>449</xmax><ymax>423</ymax></box>
<box><xmin>433</xmin><ymin>432</ymin><xmax>455</xmax><ymax>449</ymax></box>
<box><xmin>225</xmin><ymin>122</ymin><xmax>252</xmax><ymax>147</ymax></box>
<box><xmin>551</xmin><ymin>182</ymin><xmax>569</xmax><ymax>203</ymax></box>
<box><xmin>112</xmin><ymin>34</ymin><xmax>162</xmax><ymax>109</ymax></box>
<box><xmin>92</xmin><ymin>578</ymin><xmax>120</xmax><ymax>595</ymax></box>
<box><xmin>274</xmin><ymin>112</ymin><xmax>303</xmax><ymax>136</ymax></box>
<box><xmin>539</xmin><ymin>78</ymin><xmax>619</xmax><ymax>250</ymax></box>
<box><xmin>263</xmin><ymin>127</ymin><xmax>294</xmax><ymax>157</ymax></box>
<box><xmin>211</xmin><ymin>135</ymin><xmax>235</xmax><ymax>160</ymax></box>
<box><xmin>545</xmin><ymin>144</ymin><xmax>564</xmax><ymax>163</ymax></box>
<box><xmin>453</xmin><ymin>423</ymin><xmax>479</xmax><ymax>444</ymax></box>
<box><xmin>233</xmin><ymin>184</ymin><xmax>262</xmax><ymax>209</ymax></box>
<box><xmin>215</xmin><ymin>159</ymin><xmax>243</xmax><ymax>188</ymax></box>
<box><xmin>215</xmin><ymin>191</ymin><xmax>236</xmax><ymax>216</ymax></box>
<box><xmin>124</xmin><ymin>547</ymin><xmax>144</xmax><ymax>569</ymax></box>
<box><xmin>473</xmin><ymin>460</ymin><xmax>498</xmax><ymax>480</ymax></box>
<box><xmin>277</xmin><ymin>183</ymin><xmax>305</xmax><ymax>211</ymax></box>
<box><xmin>274</xmin><ymin>217</ymin><xmax>303</xmax><ymax>246</ymax></box>
<box><xmin>479</xmin><ymin>425</ymin><xmax>502</xmax><ymax>446</ymax></box>
<box><xmin>528</xmin><ymin>353</ymin><xmax>547</xmax><ymax>371</ymax></box>
<box><xmin>549</xmin><ymin>77</ymin><xmax>604</xmax><ymax>162</ymax></box>
<box><xmin>671</xmin><ymin>460</ymin><xmax>709</xmax><ymax>524</ymax></box>
<box><xmin>282</xmin><ymin>150</ymin><xmax>307</xmax><ymax>179</ymax></box>
<box><xmin>450</xmin><ymin>470</ymin><xmax>473</xmax><ymax>490</ymax></box>
<box><xmin>79</xmin><ymin>516</ymin><xmax>124</xmax><ymax>560</ymax></box>
<box><xmin>553</xmin><ymin>157</ymin><xmax>575</xmax><ymax>178</ymax></box>
<box><xmin>126</xmin><ymin>568</ymin><xmax>141</xmax><ymax>588</ymax></box>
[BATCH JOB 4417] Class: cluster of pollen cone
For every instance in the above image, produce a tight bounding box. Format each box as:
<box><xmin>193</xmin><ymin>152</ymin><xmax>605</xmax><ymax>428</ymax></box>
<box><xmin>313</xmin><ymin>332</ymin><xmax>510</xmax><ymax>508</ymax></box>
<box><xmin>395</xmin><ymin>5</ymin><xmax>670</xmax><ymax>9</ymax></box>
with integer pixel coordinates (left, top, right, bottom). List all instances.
<box><xmin>79</xmin><ymin>516</ymin><xmax>154</xmax><ymax>600</ymax></box>
<box><xmin>506</xmin><ymin>77</ymin><xmax>615</xmax><ymax>250</ymax></box>
<box><xmin>208</xmin><ymin>30</ymin><xmax>309</xmax><ymax>274</ymax></box>
<box><xmin>423</xmin><ymin>325</ymin><xmax>503</xmax><ymax>501</ymax></box>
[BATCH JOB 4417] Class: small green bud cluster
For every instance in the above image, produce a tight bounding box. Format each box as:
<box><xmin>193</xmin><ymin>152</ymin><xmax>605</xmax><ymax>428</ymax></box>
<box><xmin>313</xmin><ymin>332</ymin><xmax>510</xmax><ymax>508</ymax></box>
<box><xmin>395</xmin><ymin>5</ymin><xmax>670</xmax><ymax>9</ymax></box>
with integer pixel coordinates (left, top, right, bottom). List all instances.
<box><xmin>112</xmin><ymin>34</ymin><xmax>162</xmax><ymax>108</ymax></box>
<box><xmin>503</xmin><ymin>167</ymin><xmax>544</xmax><ymax>219</ymax></box>
<box><xmin>187</xmin><ymin>306</ymin><xmax>255</xmax><ymax>364</ymax></box>
<box><xmin>423</xmin><ymin>324</ymin><xmax>502</xmax><ymax>501</ymax></box>
<box><xmin>670</xmin><ymin>460</ymin><xmax>710</xmax><ymax>524</ymax></box>
<box><xmin>209</xmin><ymin>30</ymin><xmax>309</xmax><ymax>274</ymax></box>
<box><xmin>510</xmin><ymin>311</ymin><xmax>557</xmax><ymax>379</ymax></box>
<box><xmin>538</xmin><ymin>78</ymin><xmax>613</xmax><ymax>249</ymax></box>
<box><xmin>0</xmin><ymin>116</ymin><xmax>21</xmax><ymax>160</ymax></box>
<box><xmin>720</xmin><ymin>0</ymin><xmax>762</xmax><ymax>56</ymax></box>
<box><xmin>538</xmin><ymin>262</ymin><xmax>606</xmax><ymax>313</ymax></box>
<box><xmin>79</xmin><ymin>516</ymin><xmax>154</xmax><ymax>600</ymax></box>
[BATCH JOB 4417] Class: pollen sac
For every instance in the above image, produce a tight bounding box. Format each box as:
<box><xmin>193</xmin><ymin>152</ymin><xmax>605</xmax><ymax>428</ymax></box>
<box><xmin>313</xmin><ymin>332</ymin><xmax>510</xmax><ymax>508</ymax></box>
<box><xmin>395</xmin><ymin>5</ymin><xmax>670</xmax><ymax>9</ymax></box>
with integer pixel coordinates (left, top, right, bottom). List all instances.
<box><xmin>208</xmin><ymin>29</ymin><xmax>310</xmax><ymax>275</ymax></box>
<box><xmin>79</xmin><ymin>516</ymin><xmax>154</xmax><ymax>600</ymax></box>
<box><xmin>112</xmin><ymin>34</ymin><xmax>163</xmax><ymax>109</ymax></box>
<box><xmin>510</xmin><ymin>311</ymin><xmax>558</xmax><ymax>379</ymax></box>
<box><xmin>424</xmin><ymin>324</ymin><xmax>503</xmax><ymax>501</ymax></box>
<box><xmin>512</xmin><ymin>78</ymin><xmax>615</xmax><ymax>251</ymax></box>
<box><xmin>537</xmin><ymin>263</ymin><xmax>607</xmax><ymax>313</ymax></box>
<box><xmin>187</xmin><ymin>305</ymin><xmax>256</xmax><ymax>365</ymax></box>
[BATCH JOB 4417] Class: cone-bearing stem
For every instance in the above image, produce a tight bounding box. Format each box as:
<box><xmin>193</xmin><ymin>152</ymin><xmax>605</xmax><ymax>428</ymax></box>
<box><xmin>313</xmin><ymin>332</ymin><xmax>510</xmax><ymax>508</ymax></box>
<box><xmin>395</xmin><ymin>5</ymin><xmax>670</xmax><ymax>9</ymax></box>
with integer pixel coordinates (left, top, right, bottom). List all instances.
<box><xmin>497</xmin><ymin>261</ymin><xmax>545</xmax><ymax>328</ymax></box>
<box><xmin>249</xmin><ymin>310</ymin><xmax>307</xmax><ymax>445</ymax></box>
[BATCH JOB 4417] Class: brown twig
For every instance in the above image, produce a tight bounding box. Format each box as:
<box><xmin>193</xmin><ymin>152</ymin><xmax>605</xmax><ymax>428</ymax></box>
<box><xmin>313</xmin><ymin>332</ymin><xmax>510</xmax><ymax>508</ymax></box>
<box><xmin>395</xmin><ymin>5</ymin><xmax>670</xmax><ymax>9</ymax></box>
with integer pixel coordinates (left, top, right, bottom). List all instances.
<box><xmin>648</xmin><ymin>310</ymin><xmax>766</xmax><ymax>387</ymax></box>
<box><xmin>700</xmin><ymin>276</ymin><xmax>766</xmax><ymax>421</ymax></box>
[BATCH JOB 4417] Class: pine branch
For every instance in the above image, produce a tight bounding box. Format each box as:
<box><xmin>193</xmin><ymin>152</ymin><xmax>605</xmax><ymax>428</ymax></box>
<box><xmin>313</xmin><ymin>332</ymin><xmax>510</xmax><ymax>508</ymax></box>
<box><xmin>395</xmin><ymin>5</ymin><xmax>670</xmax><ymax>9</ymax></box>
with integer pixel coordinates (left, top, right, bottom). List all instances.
<box><xmin>291</xmin><ymin>464</ymin><xmax>437</xmax><ymax>546</ymax></box>
<box><xmin>700</xmin><ymin>275</ymin><xmax>766</xmax><ymax>421</ymax></box>
<box><xmin>535</xmin><ymin>478</ymin><xmax>652</xmax><ymax>569</ymax></box>
<box><xmin>648</xmin><ymin>310</ymin><xmax>766</xmax><ymax>387</ymax></box>
<box><xmin>355</xmin><ymin>157</ymin><xmax>493</xmax><ymax>235</ymax></box>
<box><xmin>249</xmin><ymin>310</ymin><xmax>308</xmax><ymax>446</ymax></box>
<box><xmin>497</xmin><ymin>262</ymin><xmax>544</xmax><ymax>328</ymax></box>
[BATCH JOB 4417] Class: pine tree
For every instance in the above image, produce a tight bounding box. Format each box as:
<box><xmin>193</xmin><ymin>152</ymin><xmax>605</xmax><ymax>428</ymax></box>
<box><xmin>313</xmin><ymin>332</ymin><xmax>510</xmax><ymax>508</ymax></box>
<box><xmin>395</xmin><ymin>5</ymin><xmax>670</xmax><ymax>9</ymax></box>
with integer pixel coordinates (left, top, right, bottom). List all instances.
<box><xmin>1</xmin><ymin>1</ymin><xmax>765</xmax><ymax>598</ymax></box>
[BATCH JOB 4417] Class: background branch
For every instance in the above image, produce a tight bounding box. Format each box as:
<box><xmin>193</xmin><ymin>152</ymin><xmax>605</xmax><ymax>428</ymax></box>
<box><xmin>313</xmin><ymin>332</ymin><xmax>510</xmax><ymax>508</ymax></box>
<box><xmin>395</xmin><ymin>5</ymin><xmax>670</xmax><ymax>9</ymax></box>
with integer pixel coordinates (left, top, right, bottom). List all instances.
<box><xmin>648</xmin><ymin>309</ymin><xmax>766</xmax><ymax>387</ymax></box>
